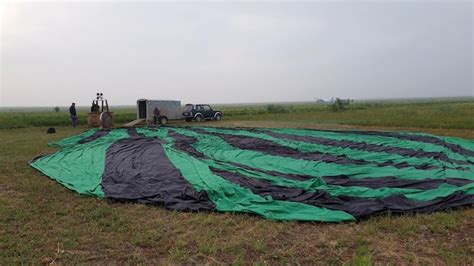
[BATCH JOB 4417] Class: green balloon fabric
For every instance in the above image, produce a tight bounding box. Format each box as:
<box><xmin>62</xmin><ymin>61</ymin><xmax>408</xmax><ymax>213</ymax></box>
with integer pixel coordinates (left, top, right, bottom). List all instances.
<box><xmin>30</xmin><ymin>127</ymin><xmax>474</xmax><ymax>222</ymax></box>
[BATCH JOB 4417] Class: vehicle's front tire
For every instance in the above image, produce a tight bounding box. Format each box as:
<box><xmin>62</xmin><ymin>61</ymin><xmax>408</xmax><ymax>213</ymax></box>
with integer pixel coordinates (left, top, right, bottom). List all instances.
<box><xmin>195</xmin><ymin>115</ymin><xmax>203</xmax><ymax>122</ymax></box>
<box><xmin>215</xmin><ymin>114</ymin><xmax>222</xmax><ymax>121</ymax></box>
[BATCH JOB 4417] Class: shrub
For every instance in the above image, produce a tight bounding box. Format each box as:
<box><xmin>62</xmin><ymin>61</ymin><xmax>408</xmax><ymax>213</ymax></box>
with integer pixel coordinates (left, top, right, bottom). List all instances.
<box><xmin>329</xmin><ymin>98</ymin><xmax>353</xmax><ymax>112</ymax></box>
<box><xmin>54</xmin><ymin>106</ymin><xmax>60</xmax><ymax>112</ymax></box>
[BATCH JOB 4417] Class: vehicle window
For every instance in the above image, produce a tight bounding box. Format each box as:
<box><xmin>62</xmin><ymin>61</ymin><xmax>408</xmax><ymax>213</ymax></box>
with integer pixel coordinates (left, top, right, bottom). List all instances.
<box><xmin>184</xmin><ymin>105</ymin><xmax>193</xmax><ymax>112</ymax></box>
<box><xmin>203</xmin><ymin>105</ymin><xmax>211</xmax><ymax>111</ymax></box>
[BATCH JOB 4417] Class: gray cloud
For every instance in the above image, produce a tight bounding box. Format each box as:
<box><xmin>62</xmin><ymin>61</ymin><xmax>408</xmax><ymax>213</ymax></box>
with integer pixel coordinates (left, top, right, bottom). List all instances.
<box><xmin>1</xmin><ymin>1</ymin><xmax>472</xmax><ymax>106</ymax></box>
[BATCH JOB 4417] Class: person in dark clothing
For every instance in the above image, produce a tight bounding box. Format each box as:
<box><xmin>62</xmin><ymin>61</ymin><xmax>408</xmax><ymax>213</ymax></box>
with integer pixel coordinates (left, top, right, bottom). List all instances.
<box><xmin>153</xmin><ymin>107</ymin><xmax>161</xmax><ymax>125</ymax></box>
<box><xmin>69</xmin><ymin>103</ymin><xmax>78</xmax><ymax>128</ymax></box>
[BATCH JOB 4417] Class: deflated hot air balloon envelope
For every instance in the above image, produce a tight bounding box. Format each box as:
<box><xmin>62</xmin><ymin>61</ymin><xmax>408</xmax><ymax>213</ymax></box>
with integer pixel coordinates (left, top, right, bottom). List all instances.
<box><xmin>30</xmin><ymin>126</ymin><xmax>474</xmax><ymax>222</ymax></box>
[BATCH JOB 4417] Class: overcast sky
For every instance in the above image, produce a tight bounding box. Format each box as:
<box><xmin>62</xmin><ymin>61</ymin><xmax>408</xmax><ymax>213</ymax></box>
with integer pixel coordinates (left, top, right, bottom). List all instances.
<box><xmin>1</xmin><ymin>0</ymin><xmax>472</xmax><ymax>107</ymax></box>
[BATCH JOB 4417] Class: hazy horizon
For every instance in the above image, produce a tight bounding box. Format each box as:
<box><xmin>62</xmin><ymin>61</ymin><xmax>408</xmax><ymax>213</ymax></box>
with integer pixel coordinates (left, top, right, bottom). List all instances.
<box><xmin>1</xmin><ymin>1</ymin><xmax>473</xmax><ymax>107</ymax></box>
<box><xmin>1</xmin><ymin>96</ymin><xmax>473</xmax><ymax>110</ymax></box>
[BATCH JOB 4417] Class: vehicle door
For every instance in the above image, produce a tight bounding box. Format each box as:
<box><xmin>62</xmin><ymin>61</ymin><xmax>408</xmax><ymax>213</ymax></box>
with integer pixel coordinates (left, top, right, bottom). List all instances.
<box><xmin>194</xmin><ymin>105</ymin><xmax>203</xmax><ymax>117</ymax></box>
<box><xmin>202</xmin><ymin>105</ymin><xmax>213</xmax><ymax>118</ymax></box>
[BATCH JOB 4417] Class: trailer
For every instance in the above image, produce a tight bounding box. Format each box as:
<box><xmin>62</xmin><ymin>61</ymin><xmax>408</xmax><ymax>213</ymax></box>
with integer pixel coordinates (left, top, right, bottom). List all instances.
<box><xmin>124</xmin><ymin>99</ymin><xmax>181</xmax><ymax>127</ymax></box>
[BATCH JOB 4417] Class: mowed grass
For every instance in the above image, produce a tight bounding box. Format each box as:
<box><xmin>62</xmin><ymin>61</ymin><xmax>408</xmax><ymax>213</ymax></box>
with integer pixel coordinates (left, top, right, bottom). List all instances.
<box><xmin>1</xmin><ymin>100</ymin><xmax>474</xmax><ymax>264</ymax></box>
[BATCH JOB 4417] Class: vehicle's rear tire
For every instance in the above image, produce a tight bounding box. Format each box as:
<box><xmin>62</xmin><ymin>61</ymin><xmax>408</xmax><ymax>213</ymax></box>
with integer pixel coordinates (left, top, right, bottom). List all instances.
<box><xmin>215</xmin><ymin>114</ymin><xmax>222</xmax><ymax>121</ymax></box>
<box><xmin>195</xmin><ymin>115</ymin><xmax>203</xmax><ymax>122</ymax></box>
<box><xmin>159</xmin><ymin>116</ymin><xmax>168</xmax><ymax>126</ymax></box>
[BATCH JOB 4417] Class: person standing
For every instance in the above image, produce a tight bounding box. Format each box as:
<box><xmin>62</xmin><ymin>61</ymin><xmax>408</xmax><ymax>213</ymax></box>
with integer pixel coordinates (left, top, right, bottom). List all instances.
<box><xmin>69</xmin><ymin>102</ymin><xmax>78</xmax><ymax>128</ymax></box>
<box><xmin>153</xmin><ymin>106</ymin><xmax>161</xmax><ymax>125</ymax></box>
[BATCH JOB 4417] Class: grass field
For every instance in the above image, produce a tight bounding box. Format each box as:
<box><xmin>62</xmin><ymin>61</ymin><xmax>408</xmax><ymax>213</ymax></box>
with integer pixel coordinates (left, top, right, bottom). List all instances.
<box><xmin>1</xmin><ymin>99</ymin><xmax>473</xmax><ymax>264</ymax></box>
<box><xmin>1</xmin><ymin>98</ymin><xmax>474</xmax><ymax>129</ymax></box>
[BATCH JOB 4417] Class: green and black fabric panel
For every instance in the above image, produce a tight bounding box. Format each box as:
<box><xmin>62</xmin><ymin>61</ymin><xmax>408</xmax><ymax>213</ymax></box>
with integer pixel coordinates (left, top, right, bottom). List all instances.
<box><xmin>30</xmin><ymin>126</ymin><xmax>474</xmax><ymax>222</ymax></box>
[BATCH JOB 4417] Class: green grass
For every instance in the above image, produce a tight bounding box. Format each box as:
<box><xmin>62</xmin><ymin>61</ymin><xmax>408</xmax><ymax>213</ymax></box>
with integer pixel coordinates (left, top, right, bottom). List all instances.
<box><xmin>1</xmin><ymin>100</ymin><xmax>474</xmax><ymax>263</ymax></box>
<box><xmin>2</xmin><ymin>99</ymin><xmax>473</xmax><ymax>129</ymax></box>
<box><xmin>0</xmin><ymin>108</ymin><xmax>136</xmax><ymax>129</ymax></box>
<box><xmin>217</xmin><ymin>100</ymin><xmax>474</xmax><ymax>130</ymax></box>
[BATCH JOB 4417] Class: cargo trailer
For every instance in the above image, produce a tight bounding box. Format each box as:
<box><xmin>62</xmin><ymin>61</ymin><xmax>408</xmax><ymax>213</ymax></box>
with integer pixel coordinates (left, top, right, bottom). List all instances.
<box><xmin>125</xmin><ymin>99</ymin><xmax>182</xmax><ymax>127</ymax></box>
